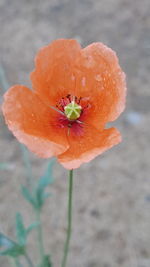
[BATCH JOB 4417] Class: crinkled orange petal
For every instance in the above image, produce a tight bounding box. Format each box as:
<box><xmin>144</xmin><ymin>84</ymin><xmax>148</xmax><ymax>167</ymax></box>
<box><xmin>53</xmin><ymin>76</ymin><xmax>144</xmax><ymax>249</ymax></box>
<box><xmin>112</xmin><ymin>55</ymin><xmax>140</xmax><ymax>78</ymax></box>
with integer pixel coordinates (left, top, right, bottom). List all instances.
<box><xmin>30</xmin><ymin>39</ymin><xmax>81</xmax><ymax>105</ymax></box>
<box><xmin>74</xmin><ymin>42</ymin><xmax>126</xmax><ymax>129</ymax></box>
<box><xmin>31</xmin><ymin>40</ymin><xmax>126</xmax><ymax>131</ymax></box>
<box><xmin>58</xmin><ymin>126</ymin><xmax>121</xmax><ymax>169</ymax></box>
<box><xmin>2</xmin><ymin>85</ymin><xmax>69</xmax><ymax>157</ymax></box>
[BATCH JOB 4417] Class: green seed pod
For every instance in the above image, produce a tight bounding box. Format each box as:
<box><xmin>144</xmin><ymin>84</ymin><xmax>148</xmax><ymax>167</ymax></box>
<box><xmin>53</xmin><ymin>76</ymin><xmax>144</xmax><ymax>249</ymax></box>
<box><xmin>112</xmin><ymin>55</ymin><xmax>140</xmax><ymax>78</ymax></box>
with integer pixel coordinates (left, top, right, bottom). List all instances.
<box><xmin>64</xmin><ymin>101</ymin><xmax>82</xmax><ymax>120</ymax></box>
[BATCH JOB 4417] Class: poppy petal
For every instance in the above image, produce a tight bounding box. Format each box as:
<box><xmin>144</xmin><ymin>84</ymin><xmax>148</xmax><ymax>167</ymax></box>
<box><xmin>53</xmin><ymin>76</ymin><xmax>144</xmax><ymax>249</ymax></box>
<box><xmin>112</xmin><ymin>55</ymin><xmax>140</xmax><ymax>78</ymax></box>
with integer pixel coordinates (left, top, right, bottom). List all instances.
<box><xmin>58</xmin><ymin>126</ymin><xmax>121</xmax><ymax>169</ymax></box>
<box><xmin>74</xmin><ymin>42</ymin><xmax>126</xmax><ymax>129</ymax></box>
<box><xmin>2</xmin><ymin>85</ymin><xmax>69</xmax><ymax>157</ymax></box>
<box><xmin>31</xmin><ymin>39</ymin><xmax>81</xmax><ymax>105</ymax></box>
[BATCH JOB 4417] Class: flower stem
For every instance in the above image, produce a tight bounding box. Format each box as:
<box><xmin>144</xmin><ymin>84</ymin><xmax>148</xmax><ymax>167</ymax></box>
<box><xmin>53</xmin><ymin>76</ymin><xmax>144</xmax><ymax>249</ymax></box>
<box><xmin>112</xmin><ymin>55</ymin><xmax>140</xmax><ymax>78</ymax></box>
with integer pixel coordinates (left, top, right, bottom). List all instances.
<box><xmin>61</xmin><ymin>169</ymin><xmax>74</xmax><ymax>267</ymax></box>
<box><xmin>35</xmin><ymin>208</ymin><xmax>45</xmax><ymax>264</ymax></box>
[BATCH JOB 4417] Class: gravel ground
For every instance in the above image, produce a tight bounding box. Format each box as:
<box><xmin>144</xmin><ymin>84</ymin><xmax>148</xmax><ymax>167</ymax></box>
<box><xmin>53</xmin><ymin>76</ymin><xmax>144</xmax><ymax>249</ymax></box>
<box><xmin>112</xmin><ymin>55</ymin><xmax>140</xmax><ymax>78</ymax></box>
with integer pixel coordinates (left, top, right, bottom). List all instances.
<box><xmin>0</xmin><ymin>0</ymin><xmax>150</xmax><ymax>266</ymax></box>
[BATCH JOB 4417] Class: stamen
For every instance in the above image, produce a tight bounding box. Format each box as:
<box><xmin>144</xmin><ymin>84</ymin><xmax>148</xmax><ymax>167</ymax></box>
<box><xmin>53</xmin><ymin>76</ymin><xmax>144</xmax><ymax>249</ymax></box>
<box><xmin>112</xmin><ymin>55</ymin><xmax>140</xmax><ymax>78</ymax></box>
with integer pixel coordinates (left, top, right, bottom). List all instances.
<box><xmin>49</xmin><ymin>105</ymin><xmax>64</xmax><ymax>115</ymax></box>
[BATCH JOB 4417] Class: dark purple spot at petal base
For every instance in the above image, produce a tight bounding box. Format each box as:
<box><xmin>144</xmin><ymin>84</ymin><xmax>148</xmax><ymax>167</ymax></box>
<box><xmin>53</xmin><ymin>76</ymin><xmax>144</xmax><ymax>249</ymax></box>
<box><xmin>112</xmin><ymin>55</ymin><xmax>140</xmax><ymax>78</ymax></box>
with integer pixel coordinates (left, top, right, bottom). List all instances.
<box><xmin>57</xmin><ymin>114</ymin><xmax>84</xmax><ymax>136</ymax></box>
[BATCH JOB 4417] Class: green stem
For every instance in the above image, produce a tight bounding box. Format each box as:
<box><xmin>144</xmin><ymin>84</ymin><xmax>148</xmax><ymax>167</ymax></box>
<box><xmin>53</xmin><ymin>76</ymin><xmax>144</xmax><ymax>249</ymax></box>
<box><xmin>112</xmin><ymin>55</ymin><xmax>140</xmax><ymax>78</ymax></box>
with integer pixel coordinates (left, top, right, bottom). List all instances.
<box><xmin>24</xmin><ymin>252</ymin><xmax>35</xmax><ymax>267</ymax></box>
<box><xmin>61</xmin><ymin>169</ymin><xmax>74</xmax><ymax>267</ymax></box>
<box><xmin>35</xmin><ymin>208</ymin><xmax>45</xmax><ymax>264</ymax></box>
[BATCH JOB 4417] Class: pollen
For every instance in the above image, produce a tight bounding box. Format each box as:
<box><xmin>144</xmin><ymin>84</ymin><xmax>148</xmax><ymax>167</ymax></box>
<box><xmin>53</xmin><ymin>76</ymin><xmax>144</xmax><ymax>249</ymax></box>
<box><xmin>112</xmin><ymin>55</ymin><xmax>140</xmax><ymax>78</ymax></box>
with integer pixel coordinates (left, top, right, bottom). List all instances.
<box><xmin>64</xmin><ymin>100</ymin><xmax>82</xmax><ymax>120</ymax></box>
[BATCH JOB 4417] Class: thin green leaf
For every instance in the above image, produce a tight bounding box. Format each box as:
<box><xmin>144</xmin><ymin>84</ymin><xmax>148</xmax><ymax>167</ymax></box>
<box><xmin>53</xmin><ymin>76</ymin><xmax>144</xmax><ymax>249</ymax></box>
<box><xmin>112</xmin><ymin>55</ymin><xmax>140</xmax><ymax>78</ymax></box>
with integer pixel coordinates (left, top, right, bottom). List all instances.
<box><xmin>0</xmin><ymin>246</ymin><xmax>24</xmax><ymax>257</ymax></box>
<box><xmin>39</xmin><ymin>255</ymin><xmax>52</xmax><ymax>267</ymax></box>
<box><xmin>26</xmin><ymin>222</ymin><xmax>40</xmax><ymax>235</ymax></box>
<box><xmin>0</xmin><ymin>233</ymin><xmax>15</xmax><ymax>248</ymax></box>
<box><xmin>0</xmin><ymin>233</ymin><xmax>24</xmax><ymax>257</ymax></box>
<box><xmin>38</xmin><ymin>160</ymin><xmax>54</xmax><ymax>188</ymax></box>
<box><xmin>15</xmin><ymin>213</ymin><xmax>26</xmax><ymax>246</ymax></box>
<box><xmin>35</xmin><ymin>160</ymin><xmax>54</xmax><ymax>209</ymax></box>
<box><xmin>21</xmin><ymin>186</ymin><xmax>36</xmax><ymax>207</ymax></box>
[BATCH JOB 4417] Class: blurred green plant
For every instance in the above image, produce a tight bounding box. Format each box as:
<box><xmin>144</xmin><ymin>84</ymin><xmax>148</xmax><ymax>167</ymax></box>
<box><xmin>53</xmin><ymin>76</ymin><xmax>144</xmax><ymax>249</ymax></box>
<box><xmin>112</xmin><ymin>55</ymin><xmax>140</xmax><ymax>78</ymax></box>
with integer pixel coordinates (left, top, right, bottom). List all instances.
<box><xmin>21</xmin><ymin>160</ymin><xmax>54</xmax><ymax>266</ymax></box>
<box><xmin>0</xmin><ymin>233</ymin><xmax>25</xmax><ymax>257</ymax></box>
<box><xmin>0</xmin><ymin>66</ymin><xmax>54</xmax><ymax>266</ymax></box>
<box><xmin>22</xmin><ymin>160</ymin><xmax>54</xmax><ymax>211</ymax></box>
<box><xmin>0</xmin><ymin>160</ymin><xmax>54</xmax><ymax>267</ymax></box>
<box><xmin>0</xmin><ymin>162</ymin><xmax>12</xmax><ymax>170</ymax></box>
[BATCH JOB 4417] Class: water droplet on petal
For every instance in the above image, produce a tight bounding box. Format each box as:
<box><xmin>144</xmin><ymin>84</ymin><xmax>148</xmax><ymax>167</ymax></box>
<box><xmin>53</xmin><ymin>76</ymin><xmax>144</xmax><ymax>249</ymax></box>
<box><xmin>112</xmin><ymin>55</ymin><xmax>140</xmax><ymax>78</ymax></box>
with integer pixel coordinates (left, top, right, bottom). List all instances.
<box><xmin>95</xmin><ymin>74</ymin><xmax>102</xmax><ymax>81</ymax></box>
<box><xmin>84</xmin><ymin>55</ymin><xmax>95</xmax><ymax>68</ymax></box>
<box><xmin>81</xmin><ymin>77</ymin><xmax>86</xmax><ymax>87</ymax></box>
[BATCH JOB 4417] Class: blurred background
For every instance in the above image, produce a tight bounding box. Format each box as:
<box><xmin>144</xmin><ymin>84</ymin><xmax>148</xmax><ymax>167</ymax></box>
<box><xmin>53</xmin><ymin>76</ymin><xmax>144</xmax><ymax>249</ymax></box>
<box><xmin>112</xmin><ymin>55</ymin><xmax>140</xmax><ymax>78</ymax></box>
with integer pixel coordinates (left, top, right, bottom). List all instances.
<box><xmin>0</xmin><ymin>0</ymin><xmax>150</xmax><ymax>266</ymax></box>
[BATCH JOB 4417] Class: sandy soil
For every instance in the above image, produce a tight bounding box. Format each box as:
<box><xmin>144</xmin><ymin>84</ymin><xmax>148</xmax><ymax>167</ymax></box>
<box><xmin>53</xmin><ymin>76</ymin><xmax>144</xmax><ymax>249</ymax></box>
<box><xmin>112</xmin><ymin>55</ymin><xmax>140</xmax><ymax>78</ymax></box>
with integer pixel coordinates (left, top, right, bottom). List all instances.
<box><xmin>0</xmin><ymin>0</ymin><xmax>150</xmax><ymax>266</ymax></box>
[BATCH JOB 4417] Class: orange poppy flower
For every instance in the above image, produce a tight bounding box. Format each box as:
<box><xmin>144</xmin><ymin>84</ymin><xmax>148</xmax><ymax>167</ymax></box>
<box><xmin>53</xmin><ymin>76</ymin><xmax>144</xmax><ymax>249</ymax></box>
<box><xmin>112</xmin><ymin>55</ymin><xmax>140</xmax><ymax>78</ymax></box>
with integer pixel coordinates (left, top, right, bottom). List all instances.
<box><xmin>2</xmin><ymin>39</ymin><xmax>126</xmax><ymax>169</ymax></box>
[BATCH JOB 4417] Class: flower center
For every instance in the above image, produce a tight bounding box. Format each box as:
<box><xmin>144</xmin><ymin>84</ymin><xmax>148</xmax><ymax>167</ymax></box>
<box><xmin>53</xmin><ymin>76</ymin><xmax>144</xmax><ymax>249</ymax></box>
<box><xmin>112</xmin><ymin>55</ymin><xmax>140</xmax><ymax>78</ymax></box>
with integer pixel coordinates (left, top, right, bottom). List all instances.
<box><xmin>64</xmin><ymin>100</ymin><xmax>82</xmax><ymax>120</ymax></box>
